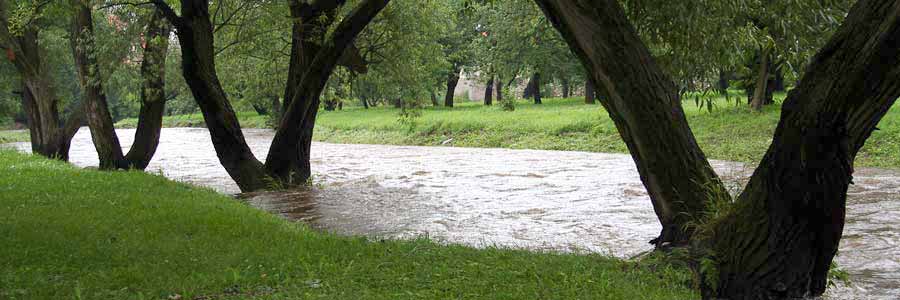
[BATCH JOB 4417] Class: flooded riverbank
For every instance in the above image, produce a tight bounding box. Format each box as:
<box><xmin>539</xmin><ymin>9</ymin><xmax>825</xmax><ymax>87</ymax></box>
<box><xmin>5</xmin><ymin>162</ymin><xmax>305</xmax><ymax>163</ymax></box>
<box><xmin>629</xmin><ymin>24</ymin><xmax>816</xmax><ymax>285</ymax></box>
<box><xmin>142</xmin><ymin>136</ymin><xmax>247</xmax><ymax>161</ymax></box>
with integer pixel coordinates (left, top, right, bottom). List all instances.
<box><xmin>5</xmin><ymin>128</ymin><xmax>898</xmax><ymax>299</ymax></box>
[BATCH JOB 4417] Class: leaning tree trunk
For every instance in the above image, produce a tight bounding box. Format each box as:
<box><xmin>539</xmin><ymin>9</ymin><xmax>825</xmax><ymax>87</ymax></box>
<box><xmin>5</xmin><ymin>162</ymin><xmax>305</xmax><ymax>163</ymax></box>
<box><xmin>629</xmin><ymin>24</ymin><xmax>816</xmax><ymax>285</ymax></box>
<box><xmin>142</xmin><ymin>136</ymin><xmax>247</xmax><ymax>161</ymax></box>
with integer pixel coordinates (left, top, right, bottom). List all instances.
<box><xmin>705</xmin><ymin>1</ymin><xmax>900</xmax><ymax>298</ymax></box>
<box><xmin>1</xmin><ymin>3</ymin><xmax>82</xmax><ymax>160</ymax></box>
<box><xmin>750</xmin><ymin>48</ymin><xmax>771</xmax><ymax>111</ymax></box>
<box><xmin>585</xmin><ymin>78</ymin><xmax>596</xmax><ymax>104</ymax></box>
<box><xmin>125</xmin><ymin>9</ymin><xmax>172</xmax><ymax>170</ymax></box>
<box><xmin>156</xmin><ymin>0</ymin><xmax>271</xmax><ymax>191</ymax></box>
<box><xmin>534</xmin><ymin>0</ymin><xmax>728</xmax><ymax>246</ymax></box>
<box><xmin>444</xmin><ymin>64</ymin><xmax>461</xmax><ymax>107</ymax></box>
<box><xmin>484</xmin><ymin>76</ymin><xmax>494</xmax><ymax>106</ymax></box>
<box><xmin>71</xmin><ymin>0</ymin><xmax>127</xmax><ymax>170</ymax></box>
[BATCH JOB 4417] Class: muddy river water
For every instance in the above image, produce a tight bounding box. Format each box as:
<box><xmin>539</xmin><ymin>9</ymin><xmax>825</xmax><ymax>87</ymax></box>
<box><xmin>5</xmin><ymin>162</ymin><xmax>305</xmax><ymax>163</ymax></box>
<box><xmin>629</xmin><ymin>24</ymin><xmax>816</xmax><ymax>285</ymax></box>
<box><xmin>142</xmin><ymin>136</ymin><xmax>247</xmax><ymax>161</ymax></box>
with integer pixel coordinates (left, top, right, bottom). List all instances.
<box><xmin>7</xmin><ymin>128</ymin><xmax>898</xmax><ymax>299</ymax></box>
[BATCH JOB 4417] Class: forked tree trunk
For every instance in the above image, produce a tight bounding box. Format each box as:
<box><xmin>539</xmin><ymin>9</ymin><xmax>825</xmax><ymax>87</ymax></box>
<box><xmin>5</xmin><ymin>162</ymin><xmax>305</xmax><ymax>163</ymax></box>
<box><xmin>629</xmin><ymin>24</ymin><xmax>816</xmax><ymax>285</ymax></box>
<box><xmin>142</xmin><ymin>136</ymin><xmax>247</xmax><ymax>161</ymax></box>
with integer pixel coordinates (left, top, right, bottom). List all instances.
<box><xmin>534</xmin><ymin>0</ymin><xmax>728</xmax><ymax>246</ymax></box>
<box><xmin>750</xmin><ymin>48</ymin><xmax>770</xmax><ymax>111</ymax></box>
<box><xmin>445</xmin><ymin>64</ymin><xmax>461</xmax><ymax>107</ymax></box>
<box><xmin>706</xmin><ymin>1</ymin><xmax>900</xmax><ymax>298</ymax></box>
<box><xmin>1</xmin><ymin>2</ymin><xmax>83</xmax><ymax>160</ymax></box>
<box><xmin>484</xmin><ymin>76</ymin><xmax>494</xmax><ymax>106</ymax></box>
<box><xmin>265</xmin><ymin>0</ymin><xmax>390</xmax><ymax>185</ymax></box>
<box><xmin>71</xmin><ymin>0</ymin><xmax>127</xmax><ymax>170</ymax></box>
<box><xmin>125</xmin><ymin>10</ymin><xmax>172</xmax><ymax>169</ymax></box>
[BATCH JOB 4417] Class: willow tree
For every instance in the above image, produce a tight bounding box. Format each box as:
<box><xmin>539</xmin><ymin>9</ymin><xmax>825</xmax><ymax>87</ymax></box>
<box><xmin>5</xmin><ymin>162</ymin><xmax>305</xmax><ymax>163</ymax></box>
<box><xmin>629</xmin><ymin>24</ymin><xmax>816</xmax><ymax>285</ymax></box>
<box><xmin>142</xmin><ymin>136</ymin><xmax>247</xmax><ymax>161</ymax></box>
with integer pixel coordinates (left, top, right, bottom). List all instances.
<box><xmin>70</xmin><ymin>1</ymin><xmax>172</xmax><ymax>170</ymax></box>
<box><xmin>536</xmin><ymin>0</ymin><xmax>900</xmax><ymax>298</ymax></box>
<box><xmin>0</xmin><ymin>0</ymin><xmax>84</xmax><ymax>160</ymax></box>
<box><xmin>150</xmin><ymin>0</ymin><xmax>389</xmax><ymax>191</ymax></box>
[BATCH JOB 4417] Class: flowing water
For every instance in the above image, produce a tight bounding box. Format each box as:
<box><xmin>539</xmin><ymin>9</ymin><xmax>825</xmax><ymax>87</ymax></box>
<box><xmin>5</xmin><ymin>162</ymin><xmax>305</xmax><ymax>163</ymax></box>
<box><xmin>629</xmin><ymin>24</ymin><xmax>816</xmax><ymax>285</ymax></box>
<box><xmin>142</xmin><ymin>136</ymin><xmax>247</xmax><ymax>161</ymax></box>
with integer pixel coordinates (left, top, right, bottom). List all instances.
<box><xmin>6</xmin><ymin>128</ymin><xmax>898</xmax><ymax>299</ymax></box>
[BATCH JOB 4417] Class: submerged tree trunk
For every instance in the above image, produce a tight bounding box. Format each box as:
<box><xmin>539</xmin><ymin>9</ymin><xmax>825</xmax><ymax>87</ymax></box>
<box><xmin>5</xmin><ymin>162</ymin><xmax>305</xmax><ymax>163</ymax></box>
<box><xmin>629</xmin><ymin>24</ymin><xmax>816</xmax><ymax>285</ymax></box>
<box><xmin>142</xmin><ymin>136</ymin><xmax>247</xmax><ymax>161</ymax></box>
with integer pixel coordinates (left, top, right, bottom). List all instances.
<box><xmin>750</xmin><ymin>48</ymin><xmax>771</xmax><ymax>111</ymax></box>
<box><xmin>265</xmin><ymin>0</ymin><xmax>390</xmax><ymax>185</ymax></box>
<box><xmin>71</xmin><ymin>0</ymin><xmax>127</xmax><ymax>170</ymax></box>
<box><xmin>534</xmin><ymin>0</ymin><xmax>728</xmax><ymax>246</ymax></box>
<box><xmin>706</xmin><ymin>1</ymin><xmax>900</xmax><ymax>298</ymax></box>
<box><xmin>585</xmin><ymin>79</ymin><xmax>596</xmax><ymax>104</ymax></box>
<box><xmin>484</xmin><ymin>76</ymin><xmax>494</xmax><ymax>106</ymax></box>
<box><xmin>157</xmin><ymin>0</ymin><xmax>270</xmax><ymax>191</ymax></box>
<box><xmin>444</xmin><ymin>64</ymin><xmax>461</xmax><ymax>107</ymax></box>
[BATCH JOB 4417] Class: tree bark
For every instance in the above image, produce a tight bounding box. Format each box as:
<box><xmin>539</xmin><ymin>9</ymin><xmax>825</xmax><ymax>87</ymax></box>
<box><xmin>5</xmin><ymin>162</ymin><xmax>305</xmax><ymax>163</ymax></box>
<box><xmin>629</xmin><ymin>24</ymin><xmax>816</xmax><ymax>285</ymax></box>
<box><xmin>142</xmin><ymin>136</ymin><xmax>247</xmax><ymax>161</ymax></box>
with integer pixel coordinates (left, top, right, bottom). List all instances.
<box><xmin>532</xmin><ymin>72</ymin><xmax>542</xmax><ymax>104</ymax></box>
<box><xmin>156</xmin><ymin>0</ymin><xmax>271</xmax><ymax>191</ymax></box>
<box><xmin>750</xmin><ymin>47</ymin><xmax>771</xmax><ymax>111</ymax></box>
<box><xmin>534</xmin><ymin>0</ymin><xmax>728</xmax><ymax>246</ymax></box>
<box><xmin>484</xmin><ymin>76</ymin><xmax>494</xmax><ymax>106</ymax></box>
<box><xmin>585</xmin><ymin>78</ymin><xmax>596</xmax><ymax>104</ymax></box>
<box><xmin>71</xmin><ymin>0</ymin><xmax>127</xmax><ymax>170</ymax></box>
<box><xmin>1</xmin><ymin>2</ymin><xmax>82</xmax><ymax>160</ymax></box>
<box><xmin>430</xmin><ymin>91</ymin><xmax>439</xmax><ymax>106</ymax></box>
<box><xmin>444</xmin><ymin>64</ymin><xmax>461</xmax><ymax>107</ymax></box>
<box><xmin>265</xmin><ymin>0</ymin><xmax>390</xmax><ymax>185</ymax></box>
<box><xmin>706</xmin><ymin>1</ymin><xmax>900</xmax><ymax>298</ymax></box>
<box><xmin>561</xmin><ymin>77</ymin><xmax>570</xmax><ymax>98</ymax></box>
<box><xmin>125</xmin><ymin>9</ymin><xmax>172</xmax><ymax>170</ymax></box>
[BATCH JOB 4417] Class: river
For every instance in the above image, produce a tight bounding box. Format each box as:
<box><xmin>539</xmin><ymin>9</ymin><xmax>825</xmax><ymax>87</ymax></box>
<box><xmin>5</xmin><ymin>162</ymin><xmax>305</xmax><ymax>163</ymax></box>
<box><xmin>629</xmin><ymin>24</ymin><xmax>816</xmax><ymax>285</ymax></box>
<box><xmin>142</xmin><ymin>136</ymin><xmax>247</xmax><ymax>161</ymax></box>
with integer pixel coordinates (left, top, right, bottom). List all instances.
<box><xmin>6</xmin><ymin>128</ymin><xmax>898</xmax><ymax>299</ymax></box>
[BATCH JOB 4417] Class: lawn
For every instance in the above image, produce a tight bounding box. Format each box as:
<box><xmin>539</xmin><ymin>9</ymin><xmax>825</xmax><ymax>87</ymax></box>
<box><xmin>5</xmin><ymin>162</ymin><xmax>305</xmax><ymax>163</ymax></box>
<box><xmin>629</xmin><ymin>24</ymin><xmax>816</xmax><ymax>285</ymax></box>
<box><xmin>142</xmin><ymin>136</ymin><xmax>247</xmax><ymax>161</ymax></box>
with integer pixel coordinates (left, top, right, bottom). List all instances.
<box><xmin>0</xmin><ymin>150</ymin><xmax>696</xmax><ymax>300</ymax></box>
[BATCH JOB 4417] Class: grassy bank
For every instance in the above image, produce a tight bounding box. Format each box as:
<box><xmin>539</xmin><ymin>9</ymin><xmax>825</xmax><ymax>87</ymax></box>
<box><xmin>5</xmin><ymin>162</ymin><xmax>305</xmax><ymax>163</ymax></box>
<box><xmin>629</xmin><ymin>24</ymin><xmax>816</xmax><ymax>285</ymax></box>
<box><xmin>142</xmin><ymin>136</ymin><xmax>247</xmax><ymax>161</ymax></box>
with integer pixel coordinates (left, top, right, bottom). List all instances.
<box><xmin>0</xmin><ymin>150</ymin><xmax>696</xmax><ymax>299</ymax></box>
<box><xmin>0</xmin><ymin>130</ymin><xmax>28</xmax><ymax>144</ymax></box>
<box><xmin>115</xmin><ymin>95</ymin><xmax>900</xmax><ymax>168</ymax></box>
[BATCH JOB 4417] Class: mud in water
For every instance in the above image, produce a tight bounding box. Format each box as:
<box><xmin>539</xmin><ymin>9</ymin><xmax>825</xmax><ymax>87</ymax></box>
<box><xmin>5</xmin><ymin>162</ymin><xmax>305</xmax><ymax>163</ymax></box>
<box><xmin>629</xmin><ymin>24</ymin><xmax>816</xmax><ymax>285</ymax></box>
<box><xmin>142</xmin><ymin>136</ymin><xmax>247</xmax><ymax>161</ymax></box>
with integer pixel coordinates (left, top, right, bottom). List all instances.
<box><xmin>6</xmin><ymin>128</ymin><xmax>898</xmax><ymax>299</ymax></box>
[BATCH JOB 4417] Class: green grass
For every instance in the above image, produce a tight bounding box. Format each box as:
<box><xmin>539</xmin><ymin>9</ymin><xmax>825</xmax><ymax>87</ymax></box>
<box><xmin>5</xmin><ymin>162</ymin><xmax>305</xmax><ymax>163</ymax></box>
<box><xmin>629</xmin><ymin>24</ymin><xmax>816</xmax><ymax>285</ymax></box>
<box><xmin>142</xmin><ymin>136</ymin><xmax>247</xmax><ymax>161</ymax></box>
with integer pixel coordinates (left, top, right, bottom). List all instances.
<box><xmin>0</xmin><ymin>130</ymin><xmax>28</xmax><ymax>144</ymax></box>
<box><xmin>0</xmin><ymin>150</ymin><xmax>697</xmax><ymax>300</ymax></box>
<box><xmin>114</xmin><ymin>93</ymin><xmax>900</xmax><ymax>169</ymax></box>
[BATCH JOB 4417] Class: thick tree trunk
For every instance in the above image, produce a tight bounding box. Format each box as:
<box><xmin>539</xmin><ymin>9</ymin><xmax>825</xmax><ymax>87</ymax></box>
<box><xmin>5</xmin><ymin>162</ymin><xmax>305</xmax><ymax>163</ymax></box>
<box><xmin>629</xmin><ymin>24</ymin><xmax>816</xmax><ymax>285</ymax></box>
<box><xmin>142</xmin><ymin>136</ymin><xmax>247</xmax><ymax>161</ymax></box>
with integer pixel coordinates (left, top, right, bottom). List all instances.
<box><xmin>532</xmin><ymin>73</ymin><xmax>542</xmax><ymax>104</ymax></box>
<box><xmin>71</xmin><ymin>0</ymin><xmax>127</xmax><ymax>170</ymax></box>
<box><xmin>125</xmin><ymin>10</ymin><xmax>172</xmax><ymax>170</ymax></box>
<box><xmin>164</xmin><ymin>0</ymin><xmax>270</xmax><ymax>191</ymax></box>
<box><xmin>1</xmin><ymin>3</ymin><xmax>82</xmax><ymax>160</ymax></box>
<box><xmin>265</xmin><ymin>0</ymin><xmax>390</xmax><ymax>185</ymax></box>
<box><xmin>706</xmin><ymin>1</ymin><xmax>900</xmax><ymax>298</ymax></box>
<box><xmin>750</xmin><ymin>48</ymin><xmax>770</xmax><ymax>111</ymax></box>
<box><xmin>444</xmin><ymin>65</ymin><xmax>461</xmax><ymax>107</ymax></box>
<box><xmin>484</xmin><ymin>76</ymin><xmax>494</xmax><ymax>106</ymax></box>
<box><xmin>585</xmin><ymin>79</ymin><xmax>596</xmax><ymax>104</ymax></box>
<box><xmin>535</xmin><ymin>0</ymin><xmax>728</xmax><ymax>246</ymax></box>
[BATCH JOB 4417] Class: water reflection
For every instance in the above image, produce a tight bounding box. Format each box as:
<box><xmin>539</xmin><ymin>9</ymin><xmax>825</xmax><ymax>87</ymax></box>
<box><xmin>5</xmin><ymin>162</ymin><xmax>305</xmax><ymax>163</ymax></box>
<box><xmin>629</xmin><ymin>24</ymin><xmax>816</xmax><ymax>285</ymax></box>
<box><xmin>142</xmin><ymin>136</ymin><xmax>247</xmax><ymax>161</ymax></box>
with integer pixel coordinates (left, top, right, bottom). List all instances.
<box><xmin>6</xmin><ymin>127</ymin><xmax>898</xmax><ymax>299</ymax></box>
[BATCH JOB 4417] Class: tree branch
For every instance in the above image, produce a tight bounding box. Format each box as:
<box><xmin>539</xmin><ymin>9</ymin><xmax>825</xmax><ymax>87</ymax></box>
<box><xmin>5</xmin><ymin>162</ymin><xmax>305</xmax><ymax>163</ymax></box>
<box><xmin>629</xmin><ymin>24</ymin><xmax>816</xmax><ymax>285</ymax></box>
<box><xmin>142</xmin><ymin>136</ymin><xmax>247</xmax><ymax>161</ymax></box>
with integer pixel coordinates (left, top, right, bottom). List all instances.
<box><xmin>150</xmin><ymin>0</ymin><xmax>181</xmax><ymax>27</ymax></box>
